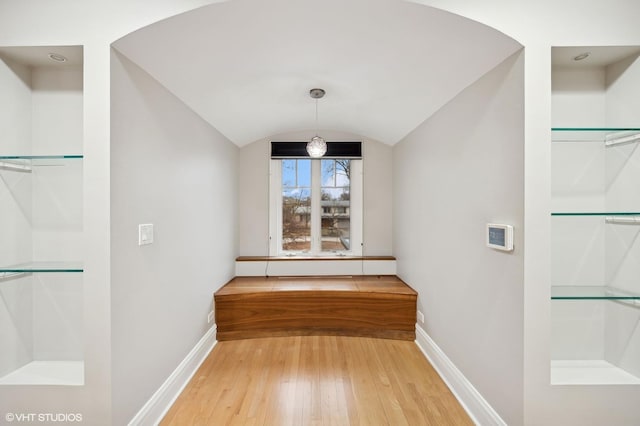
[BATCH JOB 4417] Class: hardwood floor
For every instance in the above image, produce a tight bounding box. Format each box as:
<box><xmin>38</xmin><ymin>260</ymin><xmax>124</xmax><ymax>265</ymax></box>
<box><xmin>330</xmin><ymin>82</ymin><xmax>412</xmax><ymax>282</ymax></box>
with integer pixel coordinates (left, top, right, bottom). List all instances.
<box><xmin>161</xmin><ymin>336</ymin><xmax>473</xmax><ymax>425</ymax></box>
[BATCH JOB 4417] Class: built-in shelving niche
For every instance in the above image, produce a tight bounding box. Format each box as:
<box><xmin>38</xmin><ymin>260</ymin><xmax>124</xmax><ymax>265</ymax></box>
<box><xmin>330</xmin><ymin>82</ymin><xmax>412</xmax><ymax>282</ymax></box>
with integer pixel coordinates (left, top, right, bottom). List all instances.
<box><xmin>0</xmin><ymin>46</ymin><xmax>84</xmax><ymax>386</ymax></box>
<box><xmin>551</xmin><ymin>46</ymin><xmax>640</xmax><ymax>385</ymax></box>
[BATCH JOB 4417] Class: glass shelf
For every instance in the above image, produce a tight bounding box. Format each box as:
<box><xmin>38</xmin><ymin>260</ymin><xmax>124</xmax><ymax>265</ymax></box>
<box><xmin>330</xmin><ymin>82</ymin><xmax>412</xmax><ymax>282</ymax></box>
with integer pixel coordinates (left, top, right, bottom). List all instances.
<box><xmin>551</xmin><ymin>286</ymin><xmax>640</xmax><ymax>300</ymax></box>
<box><xmin>552</xmin><ymin>128</ymin><xmax>640</xmax><ymax>145</ymax></box>
<box><xmin>0</xmin><ymin>262</ymin><xmax>83</xmax><ymax>273</ymax></box>
<box><xmin>551</xmin><ymin>212</ymin><xmax>640</xmax><ymax>216</ymax></box>
<box><xmin>0</xmin><ymin>155</ymin><xmax>83</xmax><ymax>173</ymax></box>
<box><xmin>0</xmin><ymin>155</ymin><xmax>83</xmax><ymax>159</ymax></box>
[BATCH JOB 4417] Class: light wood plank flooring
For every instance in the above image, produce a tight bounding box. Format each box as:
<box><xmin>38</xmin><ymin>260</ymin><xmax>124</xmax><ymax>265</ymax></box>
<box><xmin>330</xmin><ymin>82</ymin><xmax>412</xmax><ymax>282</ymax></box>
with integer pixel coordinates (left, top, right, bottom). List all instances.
<box><xmin>161</xmin><ymin>336</ymin><xmax>472</xmax><ymax>425</ymax></box>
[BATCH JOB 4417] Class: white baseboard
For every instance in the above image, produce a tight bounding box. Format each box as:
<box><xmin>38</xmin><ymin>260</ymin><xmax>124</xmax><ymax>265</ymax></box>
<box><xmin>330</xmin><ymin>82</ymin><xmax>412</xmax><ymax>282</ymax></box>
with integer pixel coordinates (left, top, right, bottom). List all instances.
<box><xmin>414</xmin><ymin>324</ymin><xmax>506</xmax><ymax>426</ymax></box>
<box><xmin>129</xmin><ymin>325</ymin><xmax>218</xmax><ymax>426</ymax></box>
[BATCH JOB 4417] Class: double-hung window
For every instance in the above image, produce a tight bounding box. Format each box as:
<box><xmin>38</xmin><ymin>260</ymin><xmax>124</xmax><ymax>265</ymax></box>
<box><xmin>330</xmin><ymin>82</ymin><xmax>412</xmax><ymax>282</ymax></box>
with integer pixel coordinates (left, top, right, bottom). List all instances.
<box><xmin>270</xmin><ymin>142</ymin><xmax>362</xmax><ymax>256</ymax></box>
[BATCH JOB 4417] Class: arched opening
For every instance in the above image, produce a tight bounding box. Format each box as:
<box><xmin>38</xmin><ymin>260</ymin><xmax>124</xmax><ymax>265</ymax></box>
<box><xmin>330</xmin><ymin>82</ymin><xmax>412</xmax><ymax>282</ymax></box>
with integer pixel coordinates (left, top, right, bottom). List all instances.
<box><xmin>109</xmin><ymin>1</ymin><xmax>525</xmax><ymax>424</ymax></box>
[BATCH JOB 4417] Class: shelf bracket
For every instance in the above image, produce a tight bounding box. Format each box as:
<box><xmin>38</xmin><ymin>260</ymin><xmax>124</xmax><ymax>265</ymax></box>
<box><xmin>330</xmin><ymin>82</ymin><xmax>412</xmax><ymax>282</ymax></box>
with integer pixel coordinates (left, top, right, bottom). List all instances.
<box><xmin>605</xmin><ymin>216</ymin><xmax>640</xmax><ymax>224</ymax></box>
<box><xmin>0</xmin><ymin>271</ymin><xmax>30</xmax><ymax>280</ymax></box>
<box><xmin>605</xmin><ymin>131</ymin><xmax>640</xmax><ymax>147</ymax></box>
<box><xmin>0</xmin><ymin>160</ymin><xmax>32</xmax><ymax>173</ymax></box>
<box><xmin>605</xmin><ymin>291</ymin><xmax>640</xmax><ymax>308</ymax></box>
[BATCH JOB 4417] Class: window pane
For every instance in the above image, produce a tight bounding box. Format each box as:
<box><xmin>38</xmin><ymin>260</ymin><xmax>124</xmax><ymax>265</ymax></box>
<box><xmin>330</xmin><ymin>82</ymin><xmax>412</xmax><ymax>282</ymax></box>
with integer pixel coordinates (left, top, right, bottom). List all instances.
<box><xmin>282</xmin><ymin>159</ymin><xmax>311</xmax><ymax>252</ymax></box>
<box><xmin>297</xmin><ymin>159</ymin><xmax>311</xmax><ymax>187</ymax></box>
<box><xmin>282</xmin><ymin>159</ymin><xmax>296</xmax><ymax>187</ymax></box>
<box><xmin>321</xmin><ymin>159</ymin><xmax>350</xmax><ymax>251</ymax></box>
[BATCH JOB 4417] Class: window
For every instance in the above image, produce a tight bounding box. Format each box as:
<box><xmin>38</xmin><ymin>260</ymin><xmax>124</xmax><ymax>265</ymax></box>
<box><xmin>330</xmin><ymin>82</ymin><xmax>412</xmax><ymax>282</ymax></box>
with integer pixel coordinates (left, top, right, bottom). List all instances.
<box><xmin>281</xmin><ymin>159</ymin><xmax>311</xmax><ymax>251</ymax></box>
<box><xmin>321</xmin><ymin>159</ymin><xmax>351</xmax><ymax>251</ymax></box>
<box><xmin>270</xmin><ymin>157</ymin><xmax>362</xmax><ymax>256</ymax></box>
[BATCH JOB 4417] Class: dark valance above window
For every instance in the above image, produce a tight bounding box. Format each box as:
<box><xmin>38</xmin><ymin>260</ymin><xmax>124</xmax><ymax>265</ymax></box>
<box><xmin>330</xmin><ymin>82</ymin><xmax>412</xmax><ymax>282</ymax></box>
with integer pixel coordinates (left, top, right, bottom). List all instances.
<box><xmin>271</xmin><ymin>141</ymin><xmax>362</xmax><ymax>159</ymax></box>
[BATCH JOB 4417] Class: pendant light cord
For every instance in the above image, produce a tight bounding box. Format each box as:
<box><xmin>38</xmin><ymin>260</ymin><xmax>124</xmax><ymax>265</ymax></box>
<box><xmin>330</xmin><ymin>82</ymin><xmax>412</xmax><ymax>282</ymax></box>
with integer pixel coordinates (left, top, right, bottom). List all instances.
<box><xmin>315</xmin><ymin>98</ymin><xmax>319</xmax><ymax>137</ymax></box>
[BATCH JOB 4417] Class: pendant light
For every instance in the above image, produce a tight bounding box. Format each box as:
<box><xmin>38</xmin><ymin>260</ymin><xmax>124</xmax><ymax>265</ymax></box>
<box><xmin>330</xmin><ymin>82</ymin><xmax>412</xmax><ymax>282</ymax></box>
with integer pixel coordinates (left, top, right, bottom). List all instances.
<box><xmin>306</xmin><ymin>88</ymin><xmax>327</xmax><ymax>158</ymax></box>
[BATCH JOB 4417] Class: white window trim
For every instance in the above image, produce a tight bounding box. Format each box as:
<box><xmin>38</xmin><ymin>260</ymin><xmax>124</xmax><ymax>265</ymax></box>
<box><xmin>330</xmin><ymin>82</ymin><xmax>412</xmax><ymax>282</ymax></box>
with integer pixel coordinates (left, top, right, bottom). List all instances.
<box><xmin>269</xmin><ymin>158</ymin><xmax>362</xmax><ymax>257</ymax></box>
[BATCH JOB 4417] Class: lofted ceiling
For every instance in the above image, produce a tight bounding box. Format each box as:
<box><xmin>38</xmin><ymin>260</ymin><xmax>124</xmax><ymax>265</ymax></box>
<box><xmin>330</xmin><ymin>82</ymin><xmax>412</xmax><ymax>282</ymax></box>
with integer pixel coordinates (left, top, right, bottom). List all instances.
<box><xmin>112</xmin><ymin>0</ymin><xmax>522</xmax><ymax>146</ymax></box>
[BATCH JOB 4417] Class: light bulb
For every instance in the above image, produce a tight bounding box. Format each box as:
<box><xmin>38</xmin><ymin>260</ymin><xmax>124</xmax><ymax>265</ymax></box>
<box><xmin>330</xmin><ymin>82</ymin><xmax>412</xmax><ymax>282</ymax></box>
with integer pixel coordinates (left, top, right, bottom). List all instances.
<box><xmin>306</xmin><ymin>136</ymin><xmax>327</xmax><ymax>158</ymax></box>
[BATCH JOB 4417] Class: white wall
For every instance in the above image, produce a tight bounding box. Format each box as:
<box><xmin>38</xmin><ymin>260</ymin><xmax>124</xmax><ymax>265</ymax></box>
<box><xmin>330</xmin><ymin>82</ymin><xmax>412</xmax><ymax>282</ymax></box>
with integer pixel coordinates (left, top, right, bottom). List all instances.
<box><xmin>109</xmin><ymin>49</ymin><xmax>237</xmax><ymax>424</ymax></box>
<box><xmin>238</xmin><ymin>130</ymin><xmax>393</xmax><ymax>257</ymax></box>
<box><xmin>0</xmin><ymin>57</ymin><xmax>32</xmax><ymax>379</ymax></box>
<box><xmin>363</xmin><ymin>139</ymin><xmax>393</xmax><ymax>256</ymax></box>
<box><xmin>31</xmin><ymin>67</ymin><xmax>84</xmax><ymax>364</ymax></box>
<box><xmin>394</xmin><ymin>51</ymin><xmax>525</xmax><ymax>425</ymax></box>
<box><xmin>603</xmin><ymin>56</ymin><xmax>640</xmax><ymax>380</ymax></box>
<box><xmin>0</xmin><ymin>56</ymin><xmax>31</xmax><ymax>265</ymax></box>
<box><xmin>550</xmin><ymin>67</ymin><xmax>607</xmax><ymax>361</ymax></box>
<box><xmin>237</xmin><ymin>137</ymin><xmax>269</xmax><ymax>255</ymax></box>
<box><xmin>0</xmin><ymin>55</ymin><xmax>32</xmax><ymax>376</ymax></box>
<box><xmin>30</xmin><ymin>67</ymin><xmax>84</xmax><ymax>265</ymax></box>
<box><xmin>606</xmin><ymin>54</ymin><xmax>640</xmax><ymax>127</ymax></box>
<box><xmin>552</xmin><ymin>68</ymin><xmax>606</xmax><ymax>128</ymax></box>
<box><xmin>0</xmin><ymin>275</ymin><xmax>32</xmax><ymax>377</ymax></box>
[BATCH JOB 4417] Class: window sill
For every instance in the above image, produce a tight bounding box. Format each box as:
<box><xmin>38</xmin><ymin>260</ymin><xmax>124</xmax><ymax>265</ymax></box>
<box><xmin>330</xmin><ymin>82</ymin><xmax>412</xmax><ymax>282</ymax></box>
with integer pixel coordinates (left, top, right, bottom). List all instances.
<box><xmin>236</xmin><ymin>255</ymin><xmax>396</xmax><ymax>262</ymax></box>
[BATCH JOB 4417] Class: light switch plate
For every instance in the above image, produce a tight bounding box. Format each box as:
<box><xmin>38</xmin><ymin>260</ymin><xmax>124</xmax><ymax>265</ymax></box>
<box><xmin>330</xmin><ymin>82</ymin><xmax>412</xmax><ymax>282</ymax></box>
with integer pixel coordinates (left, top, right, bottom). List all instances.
<box><xmin>138</xmin><ymin>224</ymin><xmax>154</xmax><ymax>246</ymax></box>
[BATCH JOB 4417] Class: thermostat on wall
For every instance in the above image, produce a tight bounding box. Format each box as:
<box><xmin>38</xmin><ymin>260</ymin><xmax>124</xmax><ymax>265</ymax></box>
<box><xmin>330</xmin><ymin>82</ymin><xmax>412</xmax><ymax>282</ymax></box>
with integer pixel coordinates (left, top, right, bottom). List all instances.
<box><xmin>486</xmin><ymin>223</ymin><xmax>513</xmax><ymax>251</ymax></box>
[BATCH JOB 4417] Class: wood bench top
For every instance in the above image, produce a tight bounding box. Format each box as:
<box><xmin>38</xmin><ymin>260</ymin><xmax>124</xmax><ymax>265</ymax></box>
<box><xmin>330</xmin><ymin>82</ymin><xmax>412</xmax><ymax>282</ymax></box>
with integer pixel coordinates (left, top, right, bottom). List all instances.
<box><xmin>215</xmin><ymin>275</ymin><xmax>416</xmax><ymax>297</ymax></box>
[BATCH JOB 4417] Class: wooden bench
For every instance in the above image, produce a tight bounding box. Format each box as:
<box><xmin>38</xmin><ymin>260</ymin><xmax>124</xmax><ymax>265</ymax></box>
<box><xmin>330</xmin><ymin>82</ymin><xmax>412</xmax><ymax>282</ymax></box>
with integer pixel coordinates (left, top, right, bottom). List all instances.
<box><xmin>214</xmin><ymin>275</ymin><xmax>417</xmax><ymax>341</ymax></box>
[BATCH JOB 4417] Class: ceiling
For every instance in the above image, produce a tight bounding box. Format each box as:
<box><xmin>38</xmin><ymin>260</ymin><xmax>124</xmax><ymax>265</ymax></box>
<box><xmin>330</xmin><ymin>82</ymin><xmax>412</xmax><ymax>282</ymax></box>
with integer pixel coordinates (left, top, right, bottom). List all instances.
<box><xmin>552</xmin><ymin>46</ymin><xmax>640</xmax><ymax>70</ymax></box>
<box><xmin>113</xmin><ymin>0</ymin><xmax>522</xmax><ymax>146</ymax></box>
<box><xmin>0</xmin><ymin>45</ymin><xmax>83</xmax><ymax>68</ymax></box>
